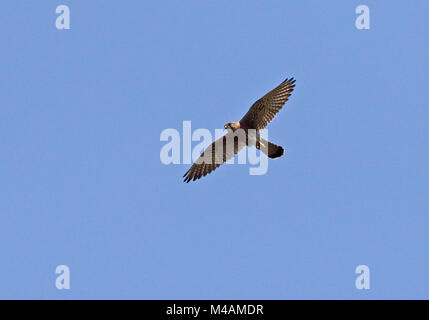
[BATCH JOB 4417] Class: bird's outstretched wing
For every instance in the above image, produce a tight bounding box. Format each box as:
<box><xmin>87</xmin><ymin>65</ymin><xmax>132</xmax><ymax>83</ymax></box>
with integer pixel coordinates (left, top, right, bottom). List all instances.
<box><xmin>240</xmin><ymin>78</ymin><xmax>296</xmax><ymax>130</ymax></box>
<box><xmin>183</xmin><ymin>131</ymin><xmax>247</xmax><ymax>183</ymax></box>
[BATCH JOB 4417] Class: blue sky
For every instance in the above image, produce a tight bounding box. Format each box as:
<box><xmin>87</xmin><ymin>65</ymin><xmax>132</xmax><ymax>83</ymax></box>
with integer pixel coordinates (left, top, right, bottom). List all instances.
<box><xmin>0</xmin><ymin>1</ymin><xmax>428</xmax><ymax>299</ymax></box>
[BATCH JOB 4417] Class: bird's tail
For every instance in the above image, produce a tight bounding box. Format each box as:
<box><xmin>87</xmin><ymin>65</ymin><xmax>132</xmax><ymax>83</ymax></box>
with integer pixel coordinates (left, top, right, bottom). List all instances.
<box><xmin>258</xmin><ymin>138</ymin><xmax>284</xmax><ymax>159</ymax></box>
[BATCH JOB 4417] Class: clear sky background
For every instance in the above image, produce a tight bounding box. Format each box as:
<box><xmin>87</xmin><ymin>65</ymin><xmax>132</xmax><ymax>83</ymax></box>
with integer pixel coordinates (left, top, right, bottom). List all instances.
<box><xmin>0</xmin><ymin>1</ymin><xmax>428</xmax><ymax>299</ymax></box>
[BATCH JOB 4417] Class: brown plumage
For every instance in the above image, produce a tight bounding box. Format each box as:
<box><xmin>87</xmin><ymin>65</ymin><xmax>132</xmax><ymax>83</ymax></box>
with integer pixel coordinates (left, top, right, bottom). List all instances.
<box><xmin>183</xmin><ymin>78</ymin><xmax>296</xmax><ymax>183</ymax></box>
<box><xmin>240</xmin><ymin>78</ymin><xmax>296</xmax><ymax>130</ymax></box>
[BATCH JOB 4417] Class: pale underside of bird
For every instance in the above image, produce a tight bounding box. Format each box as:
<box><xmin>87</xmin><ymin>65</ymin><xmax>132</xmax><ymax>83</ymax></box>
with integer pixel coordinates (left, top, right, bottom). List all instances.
<box><xmin>183</xmin><ymin>77</ymin><xmax>296</xmax><ymax>183</ymax></box>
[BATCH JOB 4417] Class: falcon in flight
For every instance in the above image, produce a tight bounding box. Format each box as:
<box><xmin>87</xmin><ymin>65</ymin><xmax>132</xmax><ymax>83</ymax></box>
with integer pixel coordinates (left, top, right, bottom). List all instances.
<box><xmin>183</xmin><ymin>77</ymin><xmax>296</xmax><ymax>183</ymax></box>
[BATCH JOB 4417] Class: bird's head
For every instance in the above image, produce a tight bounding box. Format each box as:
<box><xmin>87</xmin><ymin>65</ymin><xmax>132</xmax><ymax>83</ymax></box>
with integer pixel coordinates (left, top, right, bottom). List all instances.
<box><xmin>224</xmin><ymin>122</ymin><xmax>240</xmax><ymax>132</ymax></box>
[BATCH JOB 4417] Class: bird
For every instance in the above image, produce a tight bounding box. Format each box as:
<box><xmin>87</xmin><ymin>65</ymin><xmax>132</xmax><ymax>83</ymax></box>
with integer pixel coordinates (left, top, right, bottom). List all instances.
<box><xmin>183</xmin><ymin>77</ymin><xmax>296</xmax><ymax>183</ymax></box>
